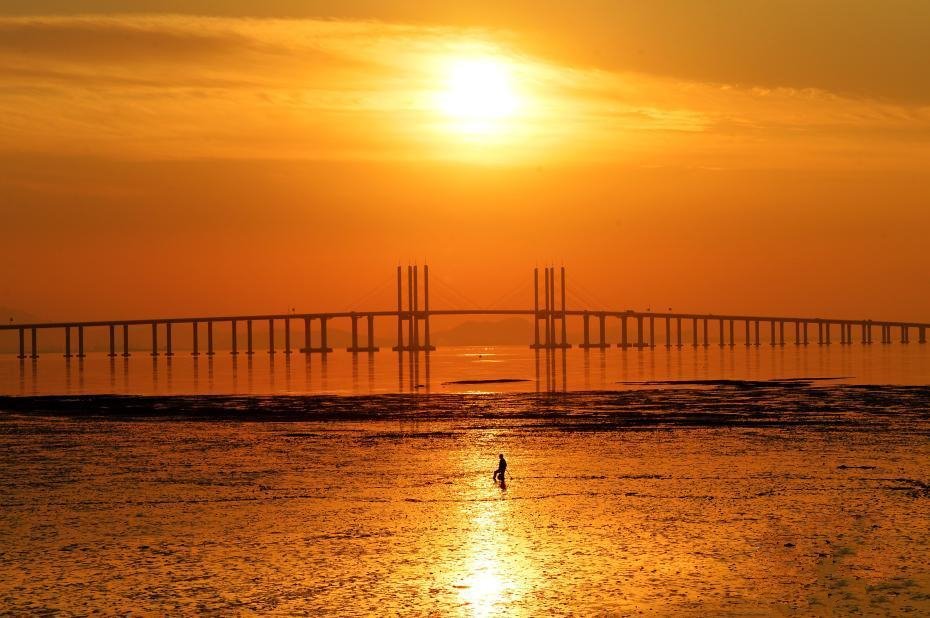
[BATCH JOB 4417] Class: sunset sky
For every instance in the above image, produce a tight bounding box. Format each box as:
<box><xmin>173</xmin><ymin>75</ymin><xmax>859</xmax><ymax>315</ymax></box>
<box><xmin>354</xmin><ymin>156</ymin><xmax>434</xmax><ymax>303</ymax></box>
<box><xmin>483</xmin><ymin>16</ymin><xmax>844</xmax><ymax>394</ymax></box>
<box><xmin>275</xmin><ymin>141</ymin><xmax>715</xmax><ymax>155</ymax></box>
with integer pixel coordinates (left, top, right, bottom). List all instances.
<box><xmin>2</xmin><ymin>1</ymin><xmax>929</xmax><ymax>323</ymax></box>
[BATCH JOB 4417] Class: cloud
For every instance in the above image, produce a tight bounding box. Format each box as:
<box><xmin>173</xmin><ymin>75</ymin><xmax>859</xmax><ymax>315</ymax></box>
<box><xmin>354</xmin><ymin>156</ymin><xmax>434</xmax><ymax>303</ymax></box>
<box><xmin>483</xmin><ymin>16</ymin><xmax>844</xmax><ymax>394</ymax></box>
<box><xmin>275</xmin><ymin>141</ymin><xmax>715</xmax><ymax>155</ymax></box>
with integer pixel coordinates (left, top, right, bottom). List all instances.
<box><xmin>0</xmin><ymin>14</ymin><xmax>927</xmax><ymax>169</ymax></box>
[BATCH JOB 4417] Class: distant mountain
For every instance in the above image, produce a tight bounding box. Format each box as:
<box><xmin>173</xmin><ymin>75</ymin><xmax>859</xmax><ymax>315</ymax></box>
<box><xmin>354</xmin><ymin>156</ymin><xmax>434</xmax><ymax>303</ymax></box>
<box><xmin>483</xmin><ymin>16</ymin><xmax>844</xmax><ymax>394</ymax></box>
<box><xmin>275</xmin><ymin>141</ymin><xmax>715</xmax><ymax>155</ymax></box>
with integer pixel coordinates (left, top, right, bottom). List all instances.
<box><xmin>430</xmin><ymin>317</ymin><xmax>532</xmax><ymax>346</ymax></box>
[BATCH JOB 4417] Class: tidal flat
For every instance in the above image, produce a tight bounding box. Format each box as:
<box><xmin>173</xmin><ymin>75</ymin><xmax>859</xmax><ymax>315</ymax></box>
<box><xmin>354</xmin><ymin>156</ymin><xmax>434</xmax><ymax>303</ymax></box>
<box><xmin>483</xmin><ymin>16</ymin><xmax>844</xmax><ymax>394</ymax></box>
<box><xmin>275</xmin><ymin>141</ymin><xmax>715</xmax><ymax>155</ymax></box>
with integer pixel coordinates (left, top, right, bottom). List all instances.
<box><xmin>2</xmin><ymin>386</ymin><xmax>930</xmax><ymax>615</ymax></box>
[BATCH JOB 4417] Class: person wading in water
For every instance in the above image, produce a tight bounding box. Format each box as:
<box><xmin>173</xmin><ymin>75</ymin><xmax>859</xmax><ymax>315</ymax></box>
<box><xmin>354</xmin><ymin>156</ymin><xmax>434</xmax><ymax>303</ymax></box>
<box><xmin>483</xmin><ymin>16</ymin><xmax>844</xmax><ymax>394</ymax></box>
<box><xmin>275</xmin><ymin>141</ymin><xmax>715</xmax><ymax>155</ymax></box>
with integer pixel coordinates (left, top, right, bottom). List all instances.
<box><xmin>493</xmin><ymin>453</ymin><xmax>507</xmax><ymax>483</ymax></box>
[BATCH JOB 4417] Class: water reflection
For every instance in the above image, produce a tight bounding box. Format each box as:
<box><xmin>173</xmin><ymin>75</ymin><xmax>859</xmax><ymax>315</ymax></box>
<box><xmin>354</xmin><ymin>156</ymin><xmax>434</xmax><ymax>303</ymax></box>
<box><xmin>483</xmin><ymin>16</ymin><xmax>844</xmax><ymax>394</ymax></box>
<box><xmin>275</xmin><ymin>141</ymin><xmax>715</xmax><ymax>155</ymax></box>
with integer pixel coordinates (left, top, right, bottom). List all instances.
<box><xmin>284</xmin><ymin>356</ymin><xmax>291</xmax><ymax>392</ymax></box>
<box><xmin>4</xmin><ymin>343</ymin><xmax>930</xmax><ymax>396</ymax></box>
<box><xmin>451</xmin><ymin>452</ymin><xmax>529</xmax><ymax>617</ymax></box>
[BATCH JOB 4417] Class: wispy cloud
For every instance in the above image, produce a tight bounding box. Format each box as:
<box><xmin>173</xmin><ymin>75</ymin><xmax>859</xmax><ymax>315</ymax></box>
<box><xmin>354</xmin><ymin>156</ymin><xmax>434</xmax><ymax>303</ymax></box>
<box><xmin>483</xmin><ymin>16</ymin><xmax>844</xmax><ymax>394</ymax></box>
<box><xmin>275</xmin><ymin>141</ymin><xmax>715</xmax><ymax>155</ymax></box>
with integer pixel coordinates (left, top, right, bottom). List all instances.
<box><xmin>0</xmin><ymin>15</ymin><xmax>927</xmax><ymax>168</ymax></box>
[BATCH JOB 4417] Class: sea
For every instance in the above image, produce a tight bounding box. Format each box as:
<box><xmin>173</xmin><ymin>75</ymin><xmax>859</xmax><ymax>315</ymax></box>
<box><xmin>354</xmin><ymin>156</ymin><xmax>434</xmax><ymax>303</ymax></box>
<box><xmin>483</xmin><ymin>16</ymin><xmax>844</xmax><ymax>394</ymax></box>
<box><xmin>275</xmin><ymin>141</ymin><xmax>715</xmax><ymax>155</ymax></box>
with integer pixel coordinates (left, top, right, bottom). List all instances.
<box><xmin>1</xmin><ymin>345</ymin><xmax>929</xmax><ymax>615</ymax></box>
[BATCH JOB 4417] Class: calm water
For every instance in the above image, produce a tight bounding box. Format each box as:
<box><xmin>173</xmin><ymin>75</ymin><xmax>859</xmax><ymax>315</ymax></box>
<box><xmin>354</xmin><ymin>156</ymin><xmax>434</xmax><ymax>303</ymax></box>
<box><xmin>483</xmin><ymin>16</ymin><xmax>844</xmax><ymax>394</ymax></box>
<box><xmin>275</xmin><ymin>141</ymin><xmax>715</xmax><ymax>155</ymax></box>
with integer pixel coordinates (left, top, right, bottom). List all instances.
<box><xmin>2</xmin><ymin>343</ymin><xmax>930</xmax><ymax>396</ymax></box>
<box><xmin>2</xmin><ymin>346</ymin><xmax>930</xmax><ymax>615</ymax></box>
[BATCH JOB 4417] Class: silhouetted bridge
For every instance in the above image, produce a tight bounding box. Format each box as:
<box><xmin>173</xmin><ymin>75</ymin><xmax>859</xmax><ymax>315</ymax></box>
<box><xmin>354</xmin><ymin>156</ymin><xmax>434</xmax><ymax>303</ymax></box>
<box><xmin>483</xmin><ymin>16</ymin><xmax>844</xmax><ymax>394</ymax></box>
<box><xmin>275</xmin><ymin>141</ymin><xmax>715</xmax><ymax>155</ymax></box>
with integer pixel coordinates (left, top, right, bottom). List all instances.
<box><xmin>2</xmin><ymin>266</ymin><xmax>927</xmax><ymax>359</ymax></box>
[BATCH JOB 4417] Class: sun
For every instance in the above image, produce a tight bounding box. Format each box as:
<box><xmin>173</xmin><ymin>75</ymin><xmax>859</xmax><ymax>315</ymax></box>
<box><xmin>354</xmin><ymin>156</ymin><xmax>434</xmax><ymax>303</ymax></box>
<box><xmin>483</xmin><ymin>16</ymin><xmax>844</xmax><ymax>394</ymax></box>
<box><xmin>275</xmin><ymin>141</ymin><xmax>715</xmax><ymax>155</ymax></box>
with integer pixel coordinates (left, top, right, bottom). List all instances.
<box><xmin>436</xmin><ymin>57</ymin><xmax>521</xmax><ymax>135</ymax></box>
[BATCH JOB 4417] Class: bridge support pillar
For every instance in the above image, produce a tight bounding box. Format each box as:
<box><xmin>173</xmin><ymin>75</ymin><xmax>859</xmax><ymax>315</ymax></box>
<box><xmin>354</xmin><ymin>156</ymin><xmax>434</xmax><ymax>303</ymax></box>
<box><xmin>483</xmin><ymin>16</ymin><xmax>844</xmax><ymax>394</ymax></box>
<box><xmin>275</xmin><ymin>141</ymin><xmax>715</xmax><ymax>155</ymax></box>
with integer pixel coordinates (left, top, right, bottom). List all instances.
<box><xmin>30</xmin><ymin>328</ymin><xmax>37</xmax><ymax>359</ymax></box>
<box><xmin>151</xmin><ymin>323</ymin><xmax>158</xmax><ymax>357</ymax></box>
<box><xmin>559</xmin><ymin>266</ymin><xmax>567</xmax><ymax>349</ymax></box>
<box><xmin>108</xmin><ymin>325</ymin><xmax>116</xmax><ymax>357</ymax></box>
<box><xmin>321</xmin><ymin>317</ymin><xmax>330</xmax><ymax>354</ymax></box>
<box><xmin>920</xmin><ymin>327</ymin><xmax>926</xmax><ymax>344</ymax></box>
<box><xmin>349</xmin><ymin>314</ymin><xmax>359</xmax><ymax>353</ymax></box>
<box><xmin>825</xmin><ymin>322</ymin><xmax>831</xmax><ymax>345</ymax></box>
<box><xmin>817</xmin><ymin>322</ymin><xmax>823</xmax><ymax>345</ymax></box>
<box><xmin>794</xmin><ymin>321</ymin><xmax>800</xmax><ymax>345</ymax></box>
<box><xmin>770</xmin><ymin>320</ymin><xmax>776</xmax><ymax>346</ymax></box>
<box><xmin>745</xmin><ymin>320</ymin><xmax>751</xmax><ymax>347</ymax></box>
<box><xmin>692</xmin><ymin>318</ymin><xmax>698</xmax><ymax>347</ymax></box>
<box><xmin>599</xmin><ymin>314</ymin><xmax>607</xmax><ymax>348</ymax></box>
<box><xmin>424</xmin><ymin>266</ymin><xmax>433</xmax><ymax>352</ymax></box>
<box><xmin>77</xmin><ymin>326</ymin><xmax>85</xmax><ymax>358</ymax></box>
<box><xmin>619</xmin><ymin>316</ymin><xmax>628</xmax><ymax>349</ymax></box>
<box><xmin>901</xmin><ymin>325</ymin><xmax>908</xmax><ymax>344</ymax></box>
<box><xmin>166</xmin><ymin>323</ymin><xmax>173</xmax><ymax>357</ymax></box>
<box><xmin>408</xmin><ymin>266</ymin><xmax>415</xmax><ymax>352</ymax></box>
<box><xmin>207</xmin><ymin>321</ymin><xmax>214</xmax><ymax>356</ymax></box>
<box><xmin>367</xmin><ymin>315</ymin><xmax>378</xmax><ymax>352</ymax></box>
<box><xmin>637</xmin><ymin>316</ymin><xmax>644</xmax><ymax>348</ymax></box>
<box><xmin>64</xmin><ymin>327</ymin><xmax>72</xmax><ymax>358</ymax></box>
<box><xmin>677</xmin><ymin>318</ymin><xmax>683</xmax><ymax>348</ymax></box>
<box><xmin>718</xmin><ymin>319</ymin><xmax>724</xmax><ymax>347</ymax></box>
<box><xmin>729</xmin><ymin>319</ymin><xmax>735</xmax><ymax>347</ymax></box>
<box><xmin>18</xmin><ymin>328</ymin><xmax>25</xmax><ymax>359</ymax></box>
<box><xmin>268</xmin><ymin>319</ymin><xmax>275</xmax><ymax>354</ymax></box>
<box><xmin>122</xmin><ymin>324</ymin><xmax>130</xmax><ymax>357</ymax></box>
<box><xmin>284</xmin><ymin>318</ymin><xmax>292</xmax><ymax>354</ymax></box>
<box><xmin>192</xmin><ymin>322</ymin><xmax>200</xmax><ymax>356</ymax></box>
<box><xmin>346</xmin><ymin>313</ymin><xmax>377</xmax><ymax>353</ymax></box>
<box><xmin>397</xmin><ymin>266</ymin><xmax>405</xmax><ymax>352</ymax></box>
<box><xmin>231</xmin><ymin>320</ymin><xmax>239</xmax><ymax>355</ymax></box>
<box><xmin>246</xmin><ymin>320</ymin><xmax>254</xmax><ymax>355</ymax></box>
<box><xmin>754</xmin><ymin>321</ymin><xmax>760</xmax><ymax>346</ymax></box>
<box><xmin>803</xmin><ymin>322</ymin><xmax>809</xmax><ymax>345</ymax></box>
<box><xmin>666</xmin><ymin>317</ymin><xmax>672</xmax><ymax>348</ymax></box>
<box><xmin>581</xmin><ymin>313</ymin><xmax>590</xmax><ymax>348</ymax></box>
<box><xmin>779</xmin><ymin>321</ymin><xmax>785</xmax><ymax>346</ymax></box>
<box><xmin>649</xmin><ymin>316</ymin><xmax>655</xmax><ymax>348</ymax></box>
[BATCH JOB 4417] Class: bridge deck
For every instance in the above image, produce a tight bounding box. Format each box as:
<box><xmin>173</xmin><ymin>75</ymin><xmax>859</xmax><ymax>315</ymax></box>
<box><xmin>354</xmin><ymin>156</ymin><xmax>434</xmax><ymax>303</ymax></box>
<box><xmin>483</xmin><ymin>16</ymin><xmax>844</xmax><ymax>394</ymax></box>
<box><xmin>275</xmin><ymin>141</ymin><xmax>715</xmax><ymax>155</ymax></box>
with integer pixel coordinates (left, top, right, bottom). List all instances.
<box><xmin>1</xmin><ymin>309</ymin><xmax>928</xmax><ymax>330</ymax></box>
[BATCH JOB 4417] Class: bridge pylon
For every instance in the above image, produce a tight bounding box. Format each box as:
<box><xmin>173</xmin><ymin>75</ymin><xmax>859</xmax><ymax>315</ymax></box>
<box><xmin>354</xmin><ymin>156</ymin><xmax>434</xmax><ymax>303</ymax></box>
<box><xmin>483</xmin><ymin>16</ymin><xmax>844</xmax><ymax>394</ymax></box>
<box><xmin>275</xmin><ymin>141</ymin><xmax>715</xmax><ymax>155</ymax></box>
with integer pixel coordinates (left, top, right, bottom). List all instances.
<box><xmin>531</xmin><ymin>266</ymin><xmax>571</xmax><ymax>349</ymax></box>
<box><xmin>392</xmin><ymin>264</ymin><xmax>435</xmax><ymax>353</ymax></box>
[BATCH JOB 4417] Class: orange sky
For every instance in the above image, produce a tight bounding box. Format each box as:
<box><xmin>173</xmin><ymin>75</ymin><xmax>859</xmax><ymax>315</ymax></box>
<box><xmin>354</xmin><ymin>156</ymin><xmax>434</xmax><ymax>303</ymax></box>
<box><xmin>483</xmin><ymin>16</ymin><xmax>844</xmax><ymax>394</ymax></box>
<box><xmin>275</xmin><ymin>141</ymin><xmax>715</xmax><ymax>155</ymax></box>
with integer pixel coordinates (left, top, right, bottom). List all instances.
<box><xmin>1</xmin><ymin>1</ymin><xmax>929</xmax><ymax>323</ymax></box>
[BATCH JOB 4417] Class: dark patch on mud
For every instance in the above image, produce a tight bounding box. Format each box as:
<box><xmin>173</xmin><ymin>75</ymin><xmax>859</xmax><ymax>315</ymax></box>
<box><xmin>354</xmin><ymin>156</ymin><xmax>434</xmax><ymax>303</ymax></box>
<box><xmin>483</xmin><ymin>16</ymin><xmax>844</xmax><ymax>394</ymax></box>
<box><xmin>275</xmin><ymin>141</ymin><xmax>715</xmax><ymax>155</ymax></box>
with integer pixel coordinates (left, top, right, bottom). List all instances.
<box><xmin>618</xmin><ymin>378</ymin><xmax>848</xmax><ymax>388</ymax></box>
<box><xmin>2</xmin><ymin>386</ymin><xmax>930</xmax><ymax>433</ymax></box>
<box><xmin>442</xmin><ymin>378</ymin><xmax>531</xmax><ymax>385</ymax></box>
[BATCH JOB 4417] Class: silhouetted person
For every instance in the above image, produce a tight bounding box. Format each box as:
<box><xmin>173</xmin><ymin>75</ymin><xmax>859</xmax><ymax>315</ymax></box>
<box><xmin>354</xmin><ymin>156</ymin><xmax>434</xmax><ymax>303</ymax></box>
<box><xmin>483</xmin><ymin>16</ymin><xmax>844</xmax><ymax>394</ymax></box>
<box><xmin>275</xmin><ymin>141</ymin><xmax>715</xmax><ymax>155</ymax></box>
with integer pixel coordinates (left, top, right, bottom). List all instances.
<box><xmin>492</xmin><ymin>453</ymin><xmax>507</xmax><ymax>483</ymax></box>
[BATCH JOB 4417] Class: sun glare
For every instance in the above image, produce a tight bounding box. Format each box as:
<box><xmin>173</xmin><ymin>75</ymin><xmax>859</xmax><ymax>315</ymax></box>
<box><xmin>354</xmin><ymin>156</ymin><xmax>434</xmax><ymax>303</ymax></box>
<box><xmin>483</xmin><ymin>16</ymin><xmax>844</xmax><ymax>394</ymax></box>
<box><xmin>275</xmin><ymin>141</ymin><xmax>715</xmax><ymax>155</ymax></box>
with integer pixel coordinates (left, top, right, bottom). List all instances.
<box><xmin>436</xmin><ymin>57</ymin><xmax>521</xmax><ymax>136</ymax></box>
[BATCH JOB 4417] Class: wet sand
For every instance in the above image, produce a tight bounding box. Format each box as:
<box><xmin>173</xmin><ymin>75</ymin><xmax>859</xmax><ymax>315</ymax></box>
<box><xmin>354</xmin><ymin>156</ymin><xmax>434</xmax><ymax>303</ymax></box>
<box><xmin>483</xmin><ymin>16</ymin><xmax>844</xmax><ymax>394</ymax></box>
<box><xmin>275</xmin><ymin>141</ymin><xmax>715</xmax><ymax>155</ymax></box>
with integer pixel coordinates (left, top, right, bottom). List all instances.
<box><xmin>2</xmin><ymin>386</ymin><xmax>930</xmax><ymax>615</ymax></box>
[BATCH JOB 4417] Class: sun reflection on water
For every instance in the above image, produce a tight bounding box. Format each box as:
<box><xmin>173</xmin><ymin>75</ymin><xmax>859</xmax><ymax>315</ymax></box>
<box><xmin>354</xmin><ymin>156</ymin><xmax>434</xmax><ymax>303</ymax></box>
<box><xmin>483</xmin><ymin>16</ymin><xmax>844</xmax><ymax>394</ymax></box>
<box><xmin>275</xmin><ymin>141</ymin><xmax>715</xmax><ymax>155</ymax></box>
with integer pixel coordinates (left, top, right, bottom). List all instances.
<box><xmin>445</xmin><ymin>447</ymin><xmax>534</xmax><ymax>617</ymax></box>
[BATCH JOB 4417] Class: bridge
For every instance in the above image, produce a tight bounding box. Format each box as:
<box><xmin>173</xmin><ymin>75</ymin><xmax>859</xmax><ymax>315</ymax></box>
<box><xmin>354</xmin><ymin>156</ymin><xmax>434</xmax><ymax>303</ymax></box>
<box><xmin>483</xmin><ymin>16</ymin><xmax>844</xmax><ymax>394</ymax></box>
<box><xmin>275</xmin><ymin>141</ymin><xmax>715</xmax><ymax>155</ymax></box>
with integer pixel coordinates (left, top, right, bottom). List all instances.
<box><xmin>2</xmin><ymin>265</ymin><xmax>928</xmax><ymax>359</ymax></box>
